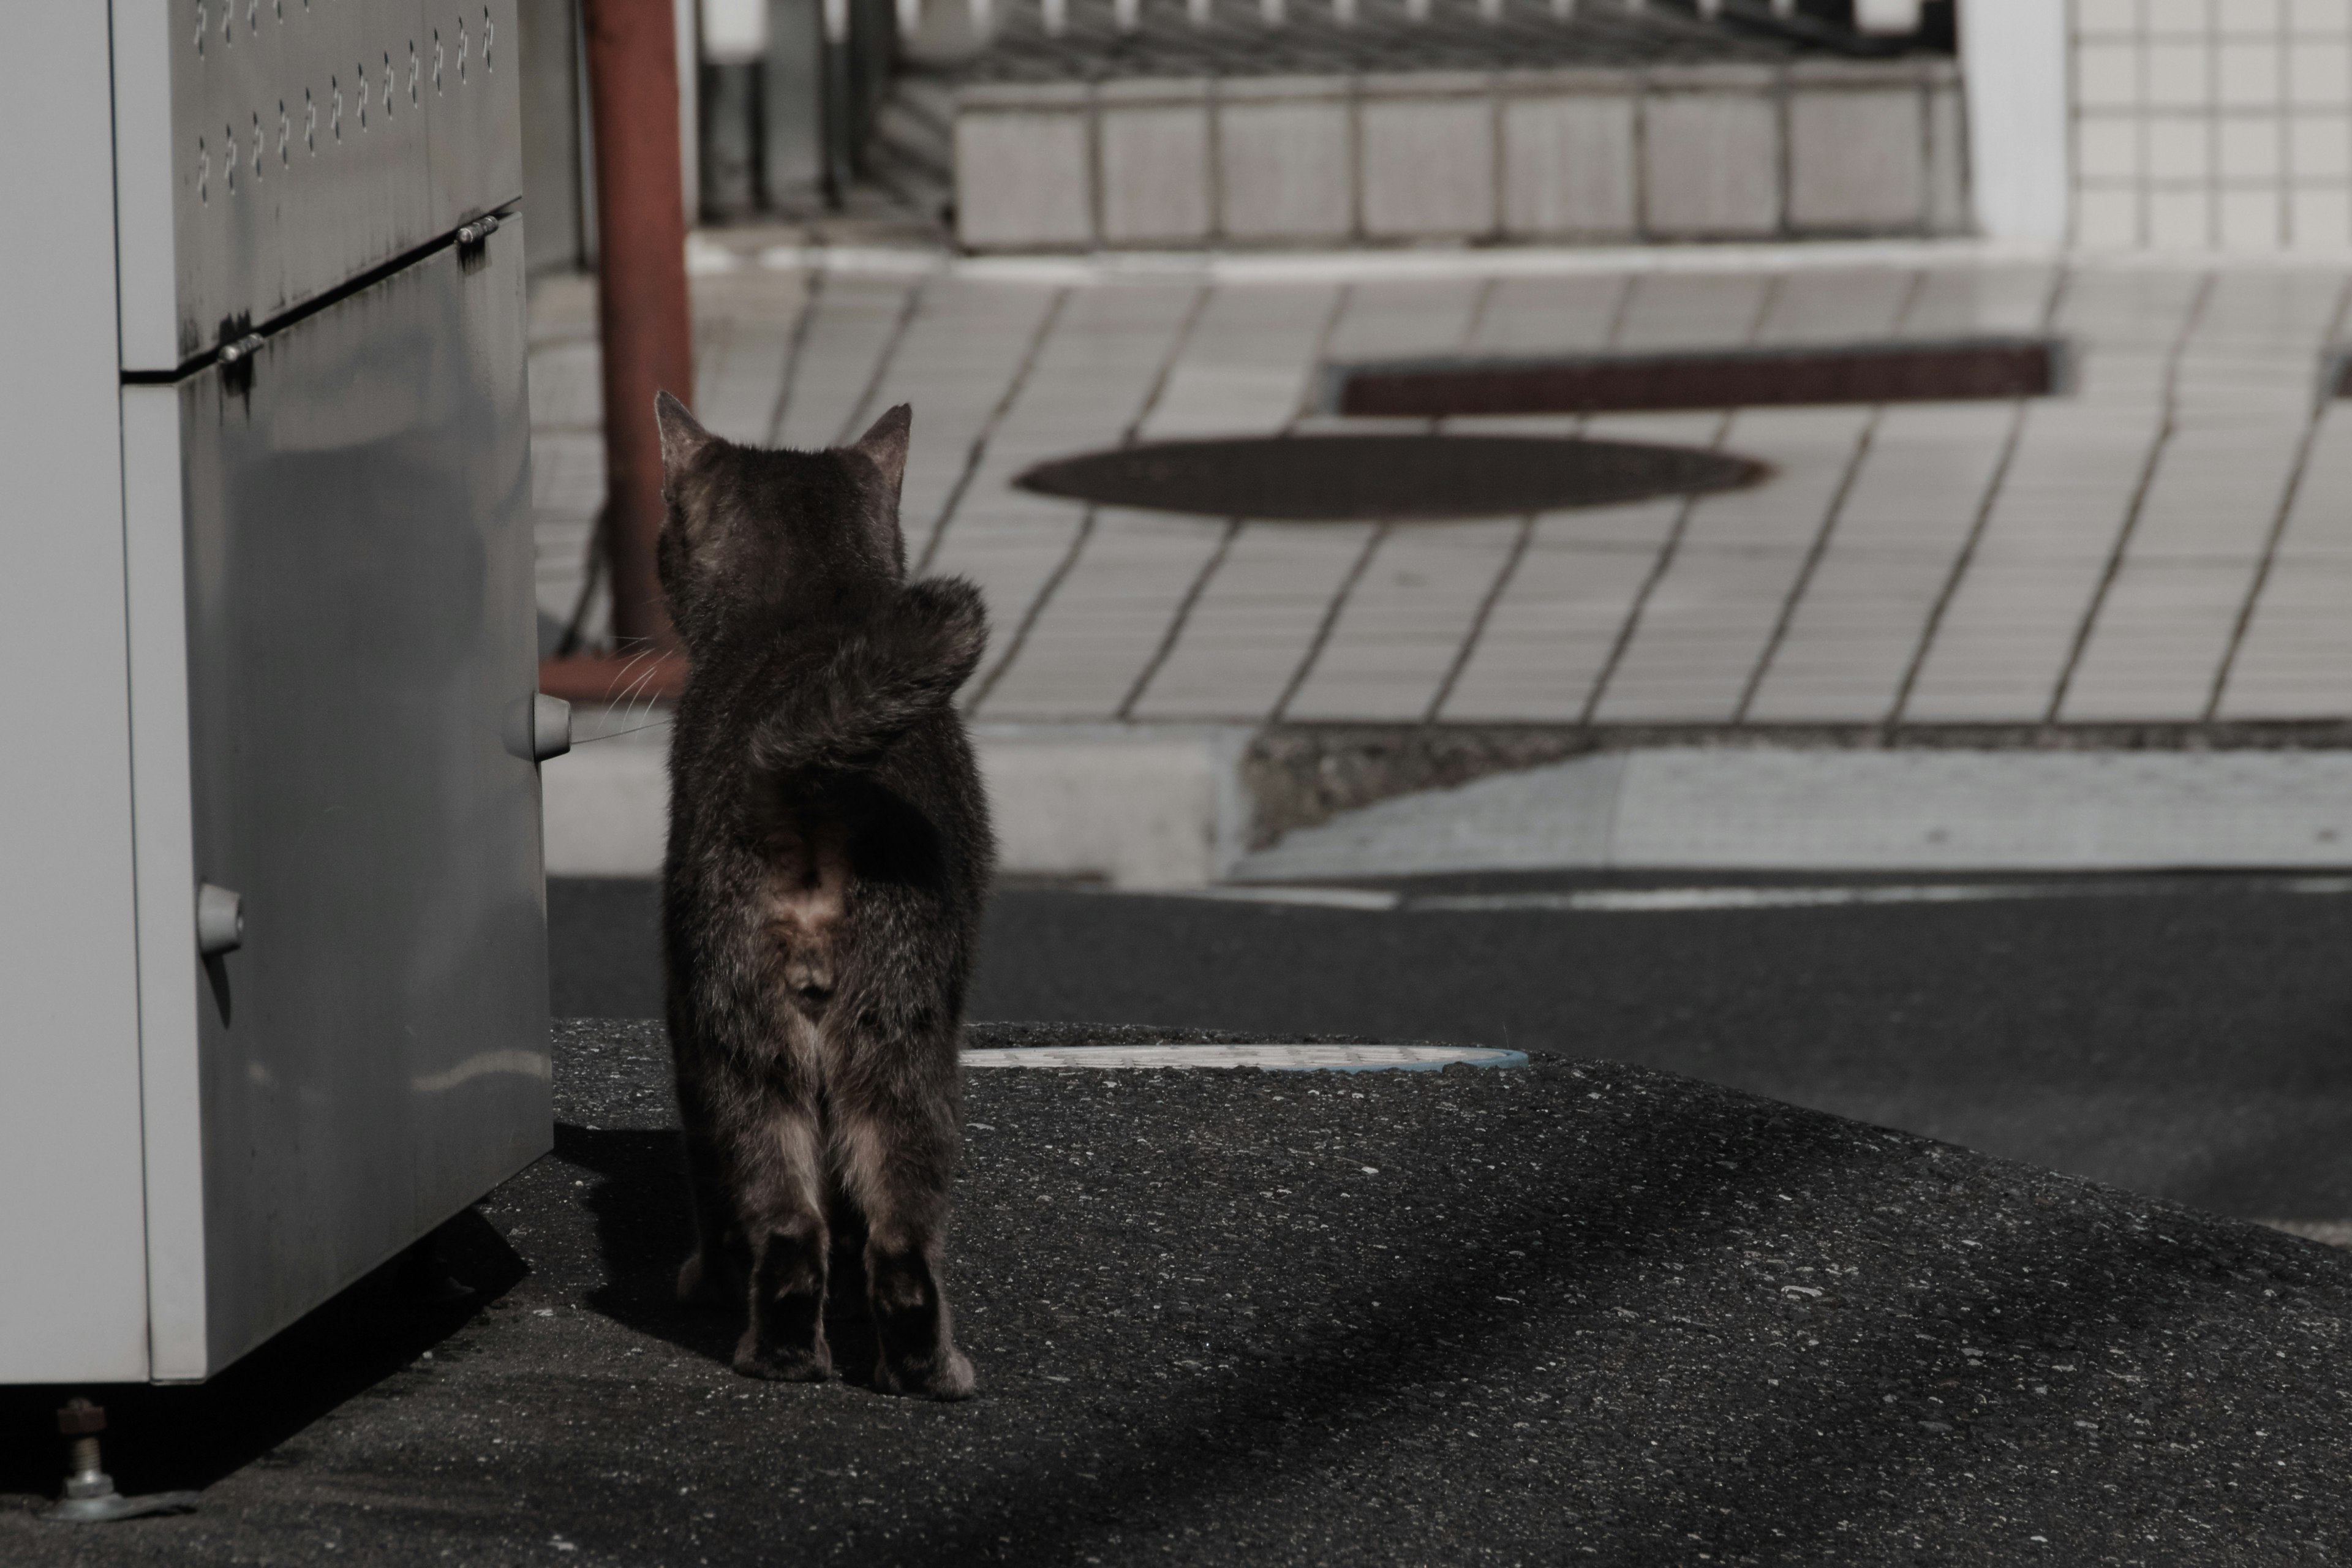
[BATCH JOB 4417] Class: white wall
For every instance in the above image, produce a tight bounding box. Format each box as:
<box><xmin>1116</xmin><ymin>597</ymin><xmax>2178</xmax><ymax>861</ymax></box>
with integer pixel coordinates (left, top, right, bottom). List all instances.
<box><xmin>1959</xmin><ymin>0</ymin><xmax>2071</xmax><ymax>243</ymax></box>
<box><xmin>2068</xmin><ymin>0</ymin><xmax>2352</xmax><ymax>252</ymax></box>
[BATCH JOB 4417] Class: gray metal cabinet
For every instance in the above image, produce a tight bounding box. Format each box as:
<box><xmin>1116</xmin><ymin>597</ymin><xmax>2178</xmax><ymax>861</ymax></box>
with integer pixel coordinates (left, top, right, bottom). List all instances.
<box><xmin>0</xmin><ymin>1</ymin><xmax>549</xmax><ymax>1385</ymax></box>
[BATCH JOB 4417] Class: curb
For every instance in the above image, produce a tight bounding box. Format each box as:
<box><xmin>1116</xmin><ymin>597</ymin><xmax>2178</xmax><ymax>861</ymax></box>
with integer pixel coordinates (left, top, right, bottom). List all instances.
<box><xmin>542</xmin><ymin>712</ymin><xmax>2352</xmax><ymax>886</ymax></box>
<box><xmin>1237</xmin><ymin>746</ymin><xmax>2352</xmax><ymax>882</ymax></box>
<box><xmin>544</xmin><ymin>716</ymin><xmax>1252</xmax><ymax>885</ymax></box>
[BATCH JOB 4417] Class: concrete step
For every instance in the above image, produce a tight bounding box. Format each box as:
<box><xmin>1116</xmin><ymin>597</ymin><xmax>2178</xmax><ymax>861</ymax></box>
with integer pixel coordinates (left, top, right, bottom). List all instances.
<box><xmin>930</xmin><ymin>0</ymin><xmax>1964</xmax><ymax>251</ymax></box>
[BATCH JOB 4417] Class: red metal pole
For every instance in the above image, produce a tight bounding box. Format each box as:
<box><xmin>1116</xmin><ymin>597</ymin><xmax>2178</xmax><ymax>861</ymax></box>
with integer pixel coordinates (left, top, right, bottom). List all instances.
<box><xmin>583</xmin><ymin>0</ymin><xmax>693</xmax><ymax>654</ymax></box>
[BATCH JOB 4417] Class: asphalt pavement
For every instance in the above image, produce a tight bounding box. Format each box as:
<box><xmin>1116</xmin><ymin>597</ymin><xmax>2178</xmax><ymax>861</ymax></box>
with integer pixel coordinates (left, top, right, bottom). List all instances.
<box><xmin>552</xmin><ymin>872</ymin><xmax>2352</xmax><ymax>1220</ymax></box>
<box><xmin>9</xmin><ymin>872</ymin><xmax>2349</xmax><ymax>1562</ymax></box>
<box><xmin>6</xmin><ymin>1018</ymin><xmax>2350</xmax><ymax>1566</ymax></box>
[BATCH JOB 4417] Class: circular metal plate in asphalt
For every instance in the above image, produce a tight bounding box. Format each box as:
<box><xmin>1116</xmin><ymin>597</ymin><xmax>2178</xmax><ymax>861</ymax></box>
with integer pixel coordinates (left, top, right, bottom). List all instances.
<box><xmin>962</xmin><ymin>1044</ymin><xmax>1528</xmax><ymax>1071</ymax></box>
<box><xmin>1013</xmin><ymin>434</ymin><xmax>1763</xmax><ymax>521</ymax></box>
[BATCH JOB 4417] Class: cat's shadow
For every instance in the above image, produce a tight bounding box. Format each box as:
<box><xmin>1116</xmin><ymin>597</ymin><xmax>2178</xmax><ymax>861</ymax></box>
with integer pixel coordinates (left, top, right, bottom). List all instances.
<box><xmin>556</xmin><ymin>1123</ymin><xmax>884</xmax><ymax>1388</ymax></box>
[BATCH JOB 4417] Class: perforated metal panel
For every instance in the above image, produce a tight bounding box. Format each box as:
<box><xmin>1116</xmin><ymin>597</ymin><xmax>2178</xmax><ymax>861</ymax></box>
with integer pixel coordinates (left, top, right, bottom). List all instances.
<box><xmin>118</xmin><ymin>0</ymin><xmax>522</xmax><ymax>368</ymax></box>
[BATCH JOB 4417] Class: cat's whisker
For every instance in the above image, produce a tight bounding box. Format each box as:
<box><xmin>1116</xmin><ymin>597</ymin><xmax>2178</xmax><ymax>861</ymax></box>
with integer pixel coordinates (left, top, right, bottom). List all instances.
<box><xmin>597</xmin><ymin>641</ymin><xmax>671</xmax><ymax>728</ymax></box>
<box><xmin>608</xmin><ymin>639</ymin><xmax>662</xmax><ymax>680</ymax></box>
<box><xmin>567</xmin><ymin>715</ymin><xmax>674</xmax><ymax>747</ymax></box>
<box><xmin>613</xmin><ymin>658</ymin><xmax>669</xmax><ymax>728</ymax></box>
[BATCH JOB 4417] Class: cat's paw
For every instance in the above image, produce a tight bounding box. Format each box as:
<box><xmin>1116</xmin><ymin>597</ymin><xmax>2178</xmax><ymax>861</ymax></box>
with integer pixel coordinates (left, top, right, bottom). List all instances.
<box><xmin>876</xmin><ymin>1347</ymin><xmax>976</xmax><ymax>1402</ymax></box>
<box><xmin>733</xmin><ymin>1329</ymin><xmax>832</xmax><ymax>1382</ymax></box>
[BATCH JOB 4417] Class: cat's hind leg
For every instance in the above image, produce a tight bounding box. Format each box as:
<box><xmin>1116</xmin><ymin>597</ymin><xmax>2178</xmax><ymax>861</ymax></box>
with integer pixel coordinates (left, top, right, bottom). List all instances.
<box><xmin>729</xmin><ymin>1103</ymin><xmax>835</xmax><ymax>1382</ymax></box>
<box><xmin>835</xmin><ymin>1087</ymin><xmax>975</xmax><ymax>1401</ymax></box>
<box><xmin>674</xmin><ymin>1082</ymin><xmax>745</xmax><ymax>1309</ymax></box>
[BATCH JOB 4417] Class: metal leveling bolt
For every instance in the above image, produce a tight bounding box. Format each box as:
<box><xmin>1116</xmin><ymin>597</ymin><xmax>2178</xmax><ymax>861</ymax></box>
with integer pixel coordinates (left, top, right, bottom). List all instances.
<box><xmin>40</xmin><ymin>1398</ymin><xmax>201</xmax><ymax>1525</ymax></box>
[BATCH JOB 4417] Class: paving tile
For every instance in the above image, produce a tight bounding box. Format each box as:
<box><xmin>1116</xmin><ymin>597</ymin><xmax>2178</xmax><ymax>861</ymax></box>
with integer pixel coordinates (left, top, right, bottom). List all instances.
<box><xmin>1464</xmin><ymin>274</ymin><xmax>1629</xmax><ymax>355</ymax></box>
<box><xmin>1324</xmin><ymin>278</ymin><xmax>1488</xmax><ymax>361</ymax></box>
<box><xmin>1440</xmin><ymin>516</ymin><xmax>1672</xmax><ymax>722</ymax></box>
<box><xmin>532</xmin><ymin>258</ymin><xmax>2352</xmax><ymax>730</ymax></box>
<box><xmin>527</xmin><ymin>273</ymin><xmax>597</xmax><ymax>345</ymax></box>
<box><xmin>1144</xmin><ymin>284</ymin><xmax>1341</xmax><ymax>437</ymax></box>
<box><xmin>1578</xmin><ymin>410</ymin><xmax>1734</xmax><ymax>451</ymax></box>
<box><xmin>2051</xmin><ymin>265</ymin><xmax>2211</xmax><ymax>351</ymax></box>
<box><xmin>848</xmin><ymin>279</ymin><xmax>1065</xmax><ymax>521</ymax></box>
<box><xmin>929</xmin><ymin>510</ymin><xmax>1091</xmax><ymax>666</ymax></box>
<box><xmin>1745</xmin><ymin>402</ymin><xmax>2018</xmax><ymax>723</ymax></box>
<box><xmin>2068</xmin><ymin>345</ymin><xmax>2183</xmax><ymax>407</ymax></box>
<box><xmin>2272</xmin><ymin>407</ymin><xmax>2352</xmax><ymax>557</ymax></box>
<box><xmin>1589</xmin><ymin>407</ymin><xmax>1871</xmax><ymax>722</ymax></box>
<box><xmin>772</xmin><ymin>276</ymin><xmax>927</xmax><ymax>453</ymax></box>
<box><xmin>534</xmin><ymin>512</ymin><xmax>600</xmax><ymax>627</ymax></box>
<box><xmin>529</xmin><ymin>337</ymin><xmax>604</xmax><ymax>430</ymax></box>
<box><xmin>2116</xmin><ymin>422</ymin><xmax>2307</xmax><ymax>559</ymax></box>
<box><xmin>918</xmin><ymin>282</ymin><xmax>1202</xmax><ymax>567</ymax></box>
<box><xmin>1899</xmin><ymin>401</ymin><xmax>2164</xmax><ymax>723</ymax></box>
<box><xmin>689</xmin><ymin>270</ymin><xmax>814</xmax><ymax>443</ymax></box>
<box><xmin>2184</xmin><ymin>266</ymin><xmax>2348</xmax><ymax>351</ymax></box>
<box><xmin>1129</xmin><ymin>522</ymin><xmax>1376</xmax><ymax>720</ymax></box>
<box><xmin>2218</xmin><ymin>557</ymin><xmax>2352</xmax><ymax>718</ymax></box>
<box><xmin>2060</xmin><ymin>560</ymin><xmax>2266</xmax><ymax>722</ymax></box>
<box><xmin>1683</xmin><ymin>406</ymin><xmax>1879</xmax><ymax>550</ymax></box>
<box><xmin>693</xmin><ymin>315</ymin><xmax>799</xmax><ymax>445</ymax></box>
<box><xmin>1284</xmin><ymin>519</ymin><xmax>1523</xmax><ymax>721</ymax></box>
<box><xmin>1611</xmin><ymin>272</ymin><xmax>1773</xmax><ymax>350</ymax></box>
<box><xmin>530</xmin><ymin>426</ymin><xmax>606</xmax><ymax>517</ymax></box>
<box><xmin>1895</xmin><ymin>263</ymin><xmax>2060</xmax><ymax>338</ymax></box>
<box><xmin>530</xmin><ymin>425</ymin><xmax>606</xmax><ymax>626</ymax></box>
<box><xmin>976</xmin><ymin>509</ymin><xmax>1230</xmax><ymax>720</ymax></box>
<box><xmin>2057</xmin><ymin>412</ymin><xmax>2307</xmax><ymax>720</ymax></box>
<box><xmin>1752</xmin><ymin>267</ymin><xmax>1917</xmax><ymax>345</ymax></box>
<box><xmin>1589</xmin><ymin>547</ymin><xmax>1813</xmax><ymax>724</ymax></box>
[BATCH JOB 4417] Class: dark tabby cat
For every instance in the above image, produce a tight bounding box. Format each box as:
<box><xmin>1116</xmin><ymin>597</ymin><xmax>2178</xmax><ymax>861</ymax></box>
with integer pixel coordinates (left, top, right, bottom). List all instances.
<box><xmin>654</xmin><ymin>391</ymin><xmax>990</xmax><ymax>1400</ymax></box>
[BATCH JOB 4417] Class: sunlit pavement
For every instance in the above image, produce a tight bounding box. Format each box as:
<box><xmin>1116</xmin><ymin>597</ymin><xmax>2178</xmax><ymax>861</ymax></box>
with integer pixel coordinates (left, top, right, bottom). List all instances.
<box><xmin>533</xmin><ymin>246</ymin><xmax>2352</xmax><ymax>730</ymax></box>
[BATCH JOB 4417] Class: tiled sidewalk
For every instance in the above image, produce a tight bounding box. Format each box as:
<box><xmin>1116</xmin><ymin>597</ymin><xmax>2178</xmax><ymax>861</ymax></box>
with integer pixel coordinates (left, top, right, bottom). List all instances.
<box><xmin>529</xmin><ymin>248</ymin><xmax>2352</xmax><ymax>729</ymax></box>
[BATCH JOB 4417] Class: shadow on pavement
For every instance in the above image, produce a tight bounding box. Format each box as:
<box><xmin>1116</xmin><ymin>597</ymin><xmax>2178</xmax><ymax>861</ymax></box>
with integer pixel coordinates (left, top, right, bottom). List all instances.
<box><xmin>872</xmin><ymin>1079</ymin><xmax>2326</xmax><ymax>1565</ymax></box>
<box><xmin>556</xmin><ymin>1122</ymin><xmax>889</xmax><ymax>1388</ymax></box>
<box><xmin>0</xmin><ymin>1210</ymin><xmax>524</xmax><ymax>1502</ymax></box>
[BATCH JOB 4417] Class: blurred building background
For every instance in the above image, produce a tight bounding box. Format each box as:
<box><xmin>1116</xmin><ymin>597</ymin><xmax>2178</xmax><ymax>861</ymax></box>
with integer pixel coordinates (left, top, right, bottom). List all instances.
<box><xmin>527</xmin><ymin>0</ymin><xmax>2352</xmax><ymax>892</ymax></box>
<box><xmin>518</xmin><ymin>0</ymin><xmax>2352</xmax><ymax>264</ymax></box>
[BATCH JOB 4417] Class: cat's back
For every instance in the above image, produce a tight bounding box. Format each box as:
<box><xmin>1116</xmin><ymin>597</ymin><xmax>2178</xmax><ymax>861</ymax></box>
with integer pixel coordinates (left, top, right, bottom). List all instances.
<box><xmin>665</xmin><ymin>624</ymin><xmax>991</xmax><ymax>902</ymax></box>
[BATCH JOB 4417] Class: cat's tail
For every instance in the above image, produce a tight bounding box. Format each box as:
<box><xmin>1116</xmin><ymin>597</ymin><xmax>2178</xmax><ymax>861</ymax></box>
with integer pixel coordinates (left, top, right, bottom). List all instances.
<box><xmin>748</xmin><ymin>577</ymin><xmax>989</xmax><ymax>778</ymax></box>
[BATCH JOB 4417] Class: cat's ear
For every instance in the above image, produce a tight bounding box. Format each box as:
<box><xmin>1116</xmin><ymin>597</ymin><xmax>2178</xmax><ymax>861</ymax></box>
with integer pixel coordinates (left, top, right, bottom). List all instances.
<box><xmin>655</xmin><ymin>390</ymin><xmax>714</xmax><ymax>479</ymax></box>
<box><xmin>851</xmin><ymin>404</ymin><xmax>911</xmax><ymax>501</ymax></box>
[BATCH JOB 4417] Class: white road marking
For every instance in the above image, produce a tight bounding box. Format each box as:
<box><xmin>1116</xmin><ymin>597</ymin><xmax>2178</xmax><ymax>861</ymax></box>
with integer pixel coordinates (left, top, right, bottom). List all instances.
<box><xmin>1412</xmin><ymin>878</ymin><xmax>2352</xmax><ymax>913</ymax></box>
<box><xmin>1119</xmin><ymin>875</ymin><xmax>2352</xmax><ymax>914</ymax></box>
<box><xmin>963</xmin><ymin>1044</ymin><xmax>1526</xmax><ymax>1072</ymax></box>
<box><xmin>1147</xmin><ymin>885</ymin><xmax>1404</xmax><ymax>911</ymax></box>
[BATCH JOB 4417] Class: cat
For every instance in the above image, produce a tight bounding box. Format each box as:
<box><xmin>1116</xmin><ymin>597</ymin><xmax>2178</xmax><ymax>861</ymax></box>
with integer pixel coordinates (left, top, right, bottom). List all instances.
<box><xmin>652</xmin><ymin>391</ymin><xmax>991</xmax><ymax>1400</ymax></box>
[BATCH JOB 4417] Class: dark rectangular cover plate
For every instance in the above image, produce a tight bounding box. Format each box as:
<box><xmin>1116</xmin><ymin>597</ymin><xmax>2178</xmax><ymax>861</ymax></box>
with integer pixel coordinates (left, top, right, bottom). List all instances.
<box><xmin>1326</xmin><ymin>337</ymin><xmax>2067</xmax><ymax>417</ymax></box>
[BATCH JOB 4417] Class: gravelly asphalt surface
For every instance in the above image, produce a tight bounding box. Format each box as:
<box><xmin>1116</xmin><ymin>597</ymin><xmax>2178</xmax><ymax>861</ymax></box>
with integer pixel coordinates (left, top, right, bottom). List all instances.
<box><xmin>6</xmin><ymin>1019</ymin><xmax>2350</xmax><ymax>1566</ymax></box>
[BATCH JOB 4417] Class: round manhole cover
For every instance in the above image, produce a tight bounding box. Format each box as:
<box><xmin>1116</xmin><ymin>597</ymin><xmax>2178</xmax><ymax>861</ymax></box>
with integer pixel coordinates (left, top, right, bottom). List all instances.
<box><xmin>1014</xmin><ymin>434</ymin><xmax>1763</xmax><ymax>521</ymax></box>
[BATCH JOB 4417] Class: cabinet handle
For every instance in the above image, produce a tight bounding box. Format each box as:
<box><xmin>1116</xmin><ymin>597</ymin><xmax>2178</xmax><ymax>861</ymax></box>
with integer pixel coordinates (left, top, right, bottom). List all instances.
<box><xmin>532</xmin><ymin>694</ymin><xmax>573</xmax><ymax>762</ymax></box>
<box><xmin>196</xmin><ymin>883</ymin><xmax>244</xmax><ymax>957</ymax></box>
